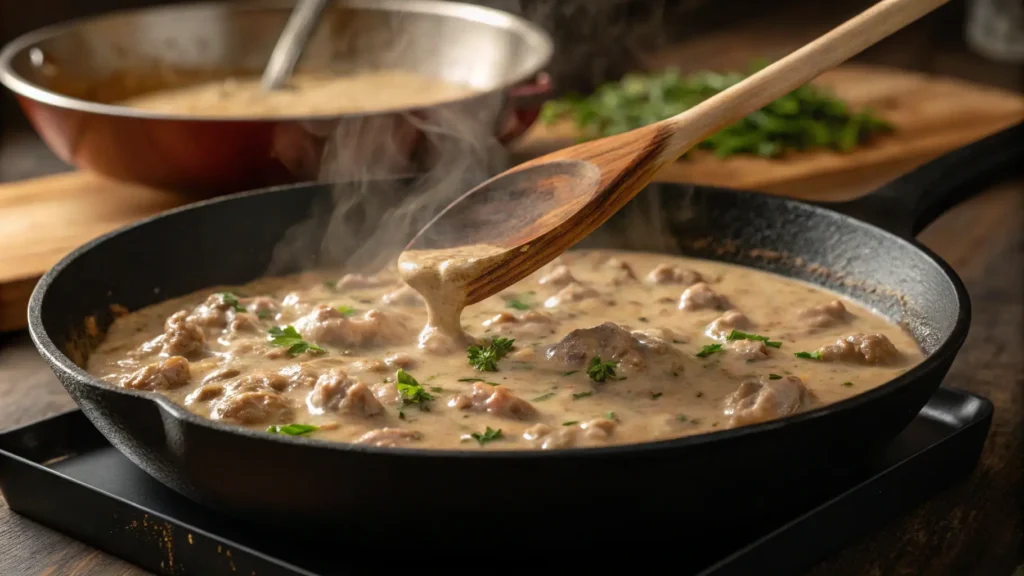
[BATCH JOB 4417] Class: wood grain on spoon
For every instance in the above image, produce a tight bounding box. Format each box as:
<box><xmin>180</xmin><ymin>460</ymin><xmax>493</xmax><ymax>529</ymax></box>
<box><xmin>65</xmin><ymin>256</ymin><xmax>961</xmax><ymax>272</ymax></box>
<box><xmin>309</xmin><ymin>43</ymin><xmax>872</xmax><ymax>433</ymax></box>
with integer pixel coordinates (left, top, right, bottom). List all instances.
<box><xmin>403</xmin><ymin>0</ymin><xmax>951</xmax><ymax>306</ymax></box>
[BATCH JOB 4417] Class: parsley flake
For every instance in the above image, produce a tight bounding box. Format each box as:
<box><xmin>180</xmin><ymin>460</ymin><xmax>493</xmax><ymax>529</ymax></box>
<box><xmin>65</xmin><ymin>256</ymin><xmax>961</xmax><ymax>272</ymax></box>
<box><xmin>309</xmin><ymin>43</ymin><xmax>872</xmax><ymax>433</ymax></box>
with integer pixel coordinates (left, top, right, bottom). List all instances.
<box><xmin>726</xmin><ymin>330</ymin><xmax>782</xmax><ymax>348</ymax></box>
<box><xmin>505</xmin><ymin>297</ymin><xmax>531</xmax><ymax>311</ymax></box>
<box><xmin>467</xmin><ymin>337</ymin><xmax>515</xmax><ymax>372</ymax></box>
<box><xmin>562</xmin><ymin>370</ymin><xmax>579</xmax><ymax>376</ymax></box>
<box><xmin>335</xmin><ymin>305</ymin><xmax>357</xmax><ymax>317</ymax></box>
<box><xmin>268</xmin><ymin>326</ymin><xmax>324</xmax><ymax>356</ymax></box>
<box><xmin>795</xmin><ymin>351</ymin><xmax>822</xmax><ymax>360</ymax></box>
<box><xmin>696</xmin><ymin>343</ymin><xmax>723</xmax><ymax>358</ymax></box>
<box><xmin>562</xmin><ymin>421</ymin><xmax>579</xmax><ymax>426</ymax></box>
<box><xmin>266</xmin><ymin>423</ymin><xmax>318</xmax><ymax>436</ymax></box>
<box><xmin>769</xmin><ymin>373</ymin><xmax>783</xmax><ymax>380</ymax></box>
<box><xmin>532</xmin><ymin>392</ymin><xmax>556</xmax><ymax>402</ymax></box>
<box><xmin>842</xmin><ymin>381</ymin><xmax>854</xmax><ymax>387</ymax></box>
<box><xmin>572</xmin><ymin>391</ymin><xmax>593</xmax><ymax>400</ymax></box>
<box><xmin>470</xmin><ymin>427</ymin><xmax>503</xmax><ymax>446</ymax></box>
<box><xmin>457</xmin><ymin>377</ymin><xmax>499</xmax><ymax>385</ymax></box>
<box><xmin>587</xmin><ymin>356</ymin><xmax>623</xmax><ymax>383</ymax></box>
<box><xmin>218</xmin><ymin>292</ymin><xmax>247</xmax><ymax>313</ymax></box>
<box><xmin>396</xmin><ymin>369</ymin><xmax>435</xmax><ymax>406</ymax></box>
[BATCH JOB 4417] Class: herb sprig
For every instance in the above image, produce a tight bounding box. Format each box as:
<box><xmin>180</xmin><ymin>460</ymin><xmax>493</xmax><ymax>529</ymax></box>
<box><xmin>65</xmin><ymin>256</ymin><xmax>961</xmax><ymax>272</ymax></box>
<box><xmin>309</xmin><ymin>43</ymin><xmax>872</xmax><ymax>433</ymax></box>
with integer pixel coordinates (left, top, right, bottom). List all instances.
<box><xmin>586</xmin><ymin>356</ymin><xmax>623</xmax><ymax>383</ymax></box>
<box><xmin>726</xmin><ymin>330</ymin><xmax>782</xmax><ymax>348</ymax></box>
<box><xmin>539</xmin><ymin>61</ymin><xmax>893</xmax><ymax>158</ymax></box>
<box><xmin>396</xmin><ymin>369</ymin><xmax>435</xmax><ymax>407</ymax></box>
<box><xmin>218</xmin><ymin>292</ymin><xmax>247</xmax><ymax>313</ymax></box>
<box><xmin>267</xmin><ymin>424</ymin><xmax>318</xmax><ymax>436</ymax></box>
<box><xmin>470</xmin><ymin>427</ymin><xmax>503</xmax><ymax>446</ymax></box>
<box><xmin>268</xmin><ymin>326</ymin><xmax>324</xmax><ymax>356</ymax></box>
<box><xmin>696</xmin><ymin>343</ymin><xmax>723</xmax><ymax>358</ymax></box>
<box><xmin>467</xmin><ymin>337</ymin><xmax>515</xmax><ymax>372</ymax></box>
<box><xmin>795</xmin><ymin>350</ymin><xmax>823</xmax><ymax>360</ymax></box>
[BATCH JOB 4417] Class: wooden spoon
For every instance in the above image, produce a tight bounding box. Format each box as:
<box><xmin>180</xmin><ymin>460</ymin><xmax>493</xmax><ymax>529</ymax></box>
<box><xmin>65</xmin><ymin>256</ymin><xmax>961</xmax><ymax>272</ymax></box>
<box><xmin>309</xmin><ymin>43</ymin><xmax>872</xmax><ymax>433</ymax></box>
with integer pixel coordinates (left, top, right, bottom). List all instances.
<box><xmin>401</xmin><ymin>0</ymin><xmax>950</xmax><ymax>306</ymax></box>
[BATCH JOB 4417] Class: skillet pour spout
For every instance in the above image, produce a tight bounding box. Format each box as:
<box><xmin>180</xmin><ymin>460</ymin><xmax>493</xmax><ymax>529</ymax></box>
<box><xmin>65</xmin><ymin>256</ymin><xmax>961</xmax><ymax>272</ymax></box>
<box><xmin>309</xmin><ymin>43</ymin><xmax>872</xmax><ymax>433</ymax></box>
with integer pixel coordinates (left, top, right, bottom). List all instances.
<box><xmin>27</xmin><ymin>122</ymin><xmax>1023</xmax><ymax>548</ymax></box>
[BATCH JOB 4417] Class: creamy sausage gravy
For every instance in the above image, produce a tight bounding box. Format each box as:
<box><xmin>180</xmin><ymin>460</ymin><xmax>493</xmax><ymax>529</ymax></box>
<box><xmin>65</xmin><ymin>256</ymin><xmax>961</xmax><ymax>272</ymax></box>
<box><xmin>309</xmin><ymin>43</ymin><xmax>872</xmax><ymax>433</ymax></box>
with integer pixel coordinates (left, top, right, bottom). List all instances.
<box><xmin>116</xmin><ymin>70</ymin><xmax>477</xmax><ymax>117</ymax></box>
<box><xmin>86</xmin><ymin>250</ymin><xmax>924</xmax><ymax>450</ymax></box>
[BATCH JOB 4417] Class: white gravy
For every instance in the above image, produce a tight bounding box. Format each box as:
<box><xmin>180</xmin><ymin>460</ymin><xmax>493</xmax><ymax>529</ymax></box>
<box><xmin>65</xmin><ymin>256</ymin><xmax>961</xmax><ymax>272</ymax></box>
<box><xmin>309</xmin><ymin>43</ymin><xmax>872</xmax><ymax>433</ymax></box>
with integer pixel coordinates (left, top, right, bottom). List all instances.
<box><xmin>85</xmin><ymin>250</ymin><xmax>924</xmax><ymax>450</ymax></box>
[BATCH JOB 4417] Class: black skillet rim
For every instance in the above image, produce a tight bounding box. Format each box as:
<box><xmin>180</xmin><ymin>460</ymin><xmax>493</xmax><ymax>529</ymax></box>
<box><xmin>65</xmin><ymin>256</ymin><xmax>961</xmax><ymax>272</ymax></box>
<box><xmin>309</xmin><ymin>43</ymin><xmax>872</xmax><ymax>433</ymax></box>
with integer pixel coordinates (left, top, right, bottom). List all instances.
<box><xmin>26</xmin><ymin>181</ymin><xmax>972</xmax><ymax>460</ymax></box>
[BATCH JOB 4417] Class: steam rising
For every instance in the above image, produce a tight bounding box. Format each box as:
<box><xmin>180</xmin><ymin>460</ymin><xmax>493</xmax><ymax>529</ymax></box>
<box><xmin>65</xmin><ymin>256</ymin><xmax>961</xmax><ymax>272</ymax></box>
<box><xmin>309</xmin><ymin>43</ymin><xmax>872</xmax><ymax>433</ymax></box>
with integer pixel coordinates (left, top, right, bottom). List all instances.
<box><xmin>265</xmin><ymin>96</ymin><xmax>508</xmax><ymax>277</ymax></box>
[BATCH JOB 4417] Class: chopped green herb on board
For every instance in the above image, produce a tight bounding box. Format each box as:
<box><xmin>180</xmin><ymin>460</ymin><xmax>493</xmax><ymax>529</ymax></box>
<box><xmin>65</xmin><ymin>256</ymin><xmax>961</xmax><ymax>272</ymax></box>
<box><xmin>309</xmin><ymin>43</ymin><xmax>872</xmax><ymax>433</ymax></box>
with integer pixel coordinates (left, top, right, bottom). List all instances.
<box><xmin>539</xmin><ymin>61</ymin><xmax>892</xmax><ymax>158</ymax></box>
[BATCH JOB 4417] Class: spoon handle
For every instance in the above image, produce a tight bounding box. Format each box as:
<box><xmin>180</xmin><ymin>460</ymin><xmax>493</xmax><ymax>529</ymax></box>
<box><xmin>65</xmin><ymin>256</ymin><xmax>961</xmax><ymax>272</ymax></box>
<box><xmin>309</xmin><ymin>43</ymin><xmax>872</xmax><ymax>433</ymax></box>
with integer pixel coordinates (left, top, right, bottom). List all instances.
<box><xmin>658</xmin><ymin>0</ymin><xmax>950</xmax><ymax>159</ymax></box>
<box><xmin>261</xmin><ymin>0</ymin><xmax>331</xmax><ymax>91</ymax></box>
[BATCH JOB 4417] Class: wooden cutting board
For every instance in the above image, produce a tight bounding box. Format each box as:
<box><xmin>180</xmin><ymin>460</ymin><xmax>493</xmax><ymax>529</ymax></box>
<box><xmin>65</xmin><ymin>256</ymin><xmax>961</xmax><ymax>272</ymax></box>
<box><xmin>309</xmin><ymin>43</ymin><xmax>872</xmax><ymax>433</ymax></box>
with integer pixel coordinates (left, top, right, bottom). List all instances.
<box><xmin>1</xmin><ymin>64</ymin><xmax>1021</xmax><ymax>332</ymax></box>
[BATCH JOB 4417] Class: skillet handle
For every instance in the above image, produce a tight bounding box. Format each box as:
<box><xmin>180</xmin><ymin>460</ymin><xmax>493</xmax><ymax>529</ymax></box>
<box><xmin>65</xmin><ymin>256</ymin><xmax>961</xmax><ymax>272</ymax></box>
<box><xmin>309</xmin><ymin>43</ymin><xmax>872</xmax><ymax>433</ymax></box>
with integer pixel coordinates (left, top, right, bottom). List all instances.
<box><xmin>822</xmin><ymin>120</ymin><xmax>1024</xmax><ymax>238</ymax></box>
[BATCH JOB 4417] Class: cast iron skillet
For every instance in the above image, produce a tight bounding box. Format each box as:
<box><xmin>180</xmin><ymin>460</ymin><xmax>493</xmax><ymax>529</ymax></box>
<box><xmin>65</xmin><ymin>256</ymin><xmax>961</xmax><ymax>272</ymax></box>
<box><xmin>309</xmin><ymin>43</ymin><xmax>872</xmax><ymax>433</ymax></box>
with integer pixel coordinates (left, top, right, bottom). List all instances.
<box><xmin>27</xmin><ymin>122</ymin><xmax>1022</xmax><ymax>556</ymax></box>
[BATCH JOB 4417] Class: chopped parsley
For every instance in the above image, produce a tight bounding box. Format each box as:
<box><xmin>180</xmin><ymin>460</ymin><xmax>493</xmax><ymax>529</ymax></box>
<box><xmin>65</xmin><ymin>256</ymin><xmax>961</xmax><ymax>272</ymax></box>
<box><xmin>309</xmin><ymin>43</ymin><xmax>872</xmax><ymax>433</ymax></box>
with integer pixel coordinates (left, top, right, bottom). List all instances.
<box><xmin>323</xmin><ymin>281</ymin><xmax>338</xmax><ymax>291</ymax></box>
<box><xmin>606</xmin><ymin>411</ymin><xmax>619</xmax><ymax>421</ymax></box>
<box><xmin>218</xmin><ymin>292</ymin><xmax>247</xmax><ymax>313</ymax></box>
<box><xmin>562</xmin><ymin>370</ymin><xmax>579</xmax><ymax>376</ymax></box>
<box><xmin>532</xmin><ymin>392</ymin><xmax>556</xmax><ymax>402</ymax></box>
<box><xmin>572</xmin><ymin>391</ymin><xmax>593</xmax><ymax>400</ymax></box>
<box><xmin>467</xmin><ymin>337</ymin><xmax>515</xmax><ymax>372</ymax></box>
<box><xmin>842</xmin><ymin>381</ymin><xmax>854</xmax><ymax>387</ymax></box>
<box><xmin>256</xmin><ymin>310</ymin><xmax>274</xmax><ymax>320</ymax></box>
<box><xmin>651</xmin><ymin>392</ymin><xmax>663</xmax><ymax>399</ymax></box>
<box><xmin>396</xmin><ymin>369</ymin><xmax>435</xmax><ymax>407</ymax></box>
<box><xmin>430</xmin><ymin>386</ymin><xmax>444</xmax><ymax>393</ymax></box>
<box><xmin>335</xmin><ymin>305</ymin><xmax>357</xmax><ymax>317</ymax></box>
<box><xmin>505</xmin><ymin>297</ymin><xmax>531</xmax><ymax>311</ymax></box>
<box><xmin>795</xmin><ymin>351</ymin><xmax>822</xmax><ymax>360</ymax></box>
<box><xmin>266</xmin><ymin>423</ymin><xmax>318</xmax><ymax>436</ymax></box>
<box><xmin>268</xmin><ymin>326</ymin><xmax>324</xmax><ymax>356</ymax></box>
<box><xmin>470</xmin><ymin>427</ymin><xmax>503</xmax><ymax>446</ymax></box>
<box><xmin>677</xmin><ymin>415</ymin><xmax>688</xmax><ymax>422</ymax></box>
<box><xmin>726</xmin><ymin>330</ymin><xmax>782</xmax><ymax>348</ymax></box>
<box><xmin>562</xmin><ymin>421</ymin><xmax>579</xmax><ymax>426</ymax></box>
<box><xmin>696</xmin><ymin>343</ymin><xmax>723</xmax><ymax>358</ymax></box>
<box><xmin>586</xmin><ymin>356</ymin><xmax>623</xmax><ymax>383</ymax></box>
<box><xmin>457</xmin><ymin>377</ymin><xmax>499</xmax><ymax>385</ymax></box>
<box><xmin>769</xmin><ymin>373</ymin><xmax>783</xmax><ymax>380</ymax></box>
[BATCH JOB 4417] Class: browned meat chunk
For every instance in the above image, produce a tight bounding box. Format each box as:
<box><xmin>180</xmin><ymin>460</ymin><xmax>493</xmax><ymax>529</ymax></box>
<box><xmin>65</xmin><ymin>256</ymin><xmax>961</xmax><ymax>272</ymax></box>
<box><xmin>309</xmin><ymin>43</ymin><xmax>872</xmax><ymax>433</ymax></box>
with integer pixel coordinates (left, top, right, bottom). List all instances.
<box><xmin>448</xmin><ymin>382</ymin><xmax>536</xmax><ymax>420</ymax></box>
<box><xmin>202</xmin><ymin>367</ymin><xmax>240</xmax><ymax>384</ymax></box>
<box><xmin>706</xmin><ymin>310</ymin><xmax>753</xmax><ymax>339</ymax></box>
<box><xmin>233</xmin><ymin>371</ymin><xmax>290</xmax><ymax>392</ymax></box>
<box><xmin>371</xmin><ymin>382</ymin><xmax>402</xmax><ymax>405</ymax></box>
<box><xmin>161</xmin><ymin>311</ymin><xmax>206</xmax><ymax>358</ymax></box>
<box><xmin>604</xmin><ymin>258</ymin><xmax>638</xmax><ymax>285</ymax></box>
<box><xmin>678</xmin><ymin>282</ymin><xmax>728</xmax><ymax>311</ymax></box>
<box><xmin>211</xmin><ymin>387</ymin><xmax>293</xmax><ymax>424</ymax></box>
<box><xmin>381</xmin><ymin>285</ymin><xmax>423</xmax><ymax>306</ymax></box>
<box><xmin>546</xmin><ymin>322</ymin><xmax>683</xmax><ymax>373</ymax></box>
<box><xmin>229</xmin><ymin>312</ymin><xmax>261</xmax><ymax>333</ymax></box>
<box><xmin>349</xmin><ymin>352</ymin><xmax>416</xmax><ymax>374</ymax></box>
<box><xmin>355</xmin><ymin>428</ymin><xmax>422</xmax><ymax>447</ymax></box>
<box><xmin>544</xmin><ymin>283</ymin><xmax>599</xmax><ymax>308</ymax></box>
<box><xmin>798</xmin><ymin>300</ymin><xmax>850</xmax><ymax>329</ymax></box>
<box><xmin>632</xmin><ymin>327</ymin><xmax>686</xmax><ymax>344</ymax></box>
<box><xmin>647</xmin><ymin>264</ymin><xmax>703</xmax><ymax>286</ymax></box>
<box><xmin>538</xmin><ymin>265</ymin><xmax>576</xmax><ymax>287</ymax></box>
<box><xmin>185</xmin><ymin>382</ymin><xmax>224</xmax><ymax>404</ymax></box>
<box><xmin>335</xmin><ymin>273</ymin><xmax>394</xmax><ymax>291</ymax></box>
<box><xmin>120</xmin><ymin>356</ymin><xmax>190</xmax><ymax>391</ymax></box>
<box><xmin>482</xmin><ymin>310</ymin><xmax>557</xmax><ymax>338</ymax></box>
<box><xmin>523</xmin><ymin>424</ymin><xmax>577</xmax><ymax>449</ymax></box>
<box><xmin>306</xmin><ymin>368</ymin><xmax>359</xmax><ymax>414</ymax></box>
<box><xmin>385</xmin><ymin>353</ymin><xmax>415</xmax><ymax>369</ymax></box>
<box><xmin>338</xmin><ymin>382</ymin><xmax>385</xmax><ymax>417</ymax></box>
<box><xmin>244</xmin><ymin>296</ymin><xmax>279</xmax><ymax>319</ymax></box>
<box><xmin>730</xmin><ymin>339</ymin><xmax>769</xmax><ymax>361</ymax></box>
<box><xmin>278</xmin><ymin>364</ymin><xmax>320</xmax><ymax>388</ymax></box>
<box><xmin>188</xmin><ymin>293</ymin><xmax>235</xmax><ymax>328</ymax></box>
<box><xmin>294</xmin><ymin>305</ymin><xmax>411</xmax><ymax>347</ymax></box>
<box><xmin>579</xmin><ymin>417</ymin><xmax>617</xmax><ymax>440</ymax></box>
<box><xmin>724</xmin><ymin>375</ymin><xmax>810</xmax><ymax>427</ymax></box>
<box><xmin>819</xmin><ymin>333</ymin><xmax>900</xmax><ymax>365</ymax></box>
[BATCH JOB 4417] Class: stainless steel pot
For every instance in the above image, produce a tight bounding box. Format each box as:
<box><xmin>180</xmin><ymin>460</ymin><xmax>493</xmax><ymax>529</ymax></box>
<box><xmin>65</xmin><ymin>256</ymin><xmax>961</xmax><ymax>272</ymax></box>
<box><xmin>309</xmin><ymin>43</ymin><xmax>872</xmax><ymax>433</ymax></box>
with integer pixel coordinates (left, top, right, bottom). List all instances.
<box><xmin>0</xmin><ymin>0</ymin><xmax>553</xmax><ymax>193</ymax></box>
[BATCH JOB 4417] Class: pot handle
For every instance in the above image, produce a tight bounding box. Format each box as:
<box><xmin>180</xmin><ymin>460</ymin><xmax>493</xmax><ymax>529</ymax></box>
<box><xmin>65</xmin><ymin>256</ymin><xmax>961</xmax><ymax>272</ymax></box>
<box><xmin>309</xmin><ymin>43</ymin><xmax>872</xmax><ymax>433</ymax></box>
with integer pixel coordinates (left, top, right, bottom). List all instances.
<box><xmin>498</xmin><ymin>72</ymin><xmax>554</xmax><ymax>144</ymax></box>
<box><xmin>820</xmin><ymin>120</ymin><xmax>1024</xmax><ymax>238</ymax></box>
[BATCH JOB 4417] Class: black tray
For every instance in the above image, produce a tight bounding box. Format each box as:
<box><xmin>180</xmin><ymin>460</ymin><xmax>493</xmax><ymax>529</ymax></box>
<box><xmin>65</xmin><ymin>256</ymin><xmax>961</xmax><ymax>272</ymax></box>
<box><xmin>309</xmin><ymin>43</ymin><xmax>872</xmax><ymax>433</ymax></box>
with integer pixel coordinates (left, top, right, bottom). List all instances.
<box><xmin>0</xmin><ymin>387</ymin><xmax>992</xmax><ymax>576</ymax></box>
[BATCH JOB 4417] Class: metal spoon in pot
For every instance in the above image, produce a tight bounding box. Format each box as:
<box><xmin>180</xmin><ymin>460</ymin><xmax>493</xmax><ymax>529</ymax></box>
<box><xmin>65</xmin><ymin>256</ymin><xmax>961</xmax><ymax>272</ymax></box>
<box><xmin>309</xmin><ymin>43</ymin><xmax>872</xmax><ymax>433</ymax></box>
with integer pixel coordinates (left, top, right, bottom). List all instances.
<box><xmin>400</xmin><ymin>0</ymin><xmax>950</xmax><ymax>309</ymax></box>
<box><xmin>261</xmin><ymin>0</ymin><xmax>330</xmax><ymax>91</ymax></box>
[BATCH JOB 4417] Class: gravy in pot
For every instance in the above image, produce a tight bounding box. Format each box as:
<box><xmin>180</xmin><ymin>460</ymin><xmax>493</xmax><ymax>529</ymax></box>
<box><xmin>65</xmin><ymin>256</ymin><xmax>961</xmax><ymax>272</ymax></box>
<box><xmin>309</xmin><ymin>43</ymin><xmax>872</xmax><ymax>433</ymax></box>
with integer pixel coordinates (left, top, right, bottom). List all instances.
<box><xmin>115</xmin><ymin>70</ymin><xmax>478</xmax><ymax>117</ymax></box>
<box><xmin>85</xmin><ymin>250</ymin><xmax>924</xmax><ymax>450</ymax></box>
